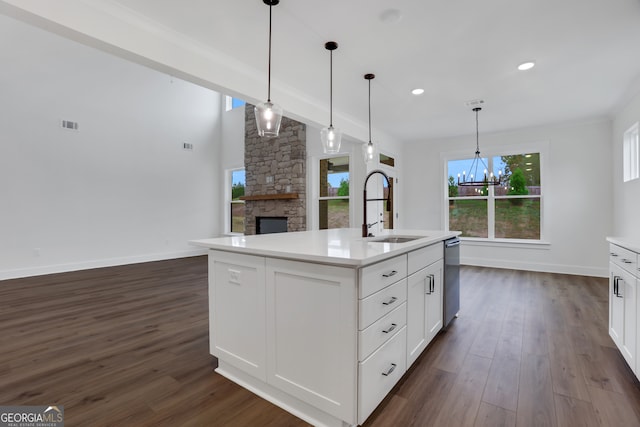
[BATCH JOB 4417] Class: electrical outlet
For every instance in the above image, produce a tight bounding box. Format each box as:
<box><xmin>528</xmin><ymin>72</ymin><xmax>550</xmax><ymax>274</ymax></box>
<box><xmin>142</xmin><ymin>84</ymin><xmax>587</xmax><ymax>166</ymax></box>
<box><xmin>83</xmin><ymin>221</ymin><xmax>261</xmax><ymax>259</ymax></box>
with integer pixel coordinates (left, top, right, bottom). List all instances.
<box><xmin>183</xmin><ymin>142</ymin><xmax>193</xmax><ymax>151</ymax></box>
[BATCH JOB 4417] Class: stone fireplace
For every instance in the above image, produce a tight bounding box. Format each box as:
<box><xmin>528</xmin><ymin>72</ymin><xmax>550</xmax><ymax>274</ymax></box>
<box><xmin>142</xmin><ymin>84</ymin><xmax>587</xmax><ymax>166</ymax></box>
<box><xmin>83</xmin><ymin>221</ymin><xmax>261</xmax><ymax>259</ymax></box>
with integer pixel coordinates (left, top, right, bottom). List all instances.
<box><xmin>243</xmin><ymin>105</ymin><xmax>306</xmax><ymax>235</ymax></box>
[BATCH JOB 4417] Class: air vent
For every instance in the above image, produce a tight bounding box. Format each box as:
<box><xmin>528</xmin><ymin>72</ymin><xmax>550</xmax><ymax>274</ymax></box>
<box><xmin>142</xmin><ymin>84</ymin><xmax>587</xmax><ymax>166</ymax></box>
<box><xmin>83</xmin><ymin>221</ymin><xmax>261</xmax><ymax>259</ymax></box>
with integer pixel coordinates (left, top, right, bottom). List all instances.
<box><xmin>61</xmin><ymin>120</ymin><xmax>79</xmax><ymax>131</ymax></box>
<box><xmin>464</xmin><ymin>99</ymin><xmax>485</xmax><ymax>108</ymax></box>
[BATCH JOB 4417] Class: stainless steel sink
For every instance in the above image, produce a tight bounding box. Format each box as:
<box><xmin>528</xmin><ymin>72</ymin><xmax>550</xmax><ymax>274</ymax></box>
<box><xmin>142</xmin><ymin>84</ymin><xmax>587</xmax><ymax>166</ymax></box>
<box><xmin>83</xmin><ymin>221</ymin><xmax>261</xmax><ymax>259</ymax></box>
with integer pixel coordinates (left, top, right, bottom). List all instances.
<box><xmin>369</xmin><ymin>235</ymin><xmax>424</xmax><ymax>244</ymax></box>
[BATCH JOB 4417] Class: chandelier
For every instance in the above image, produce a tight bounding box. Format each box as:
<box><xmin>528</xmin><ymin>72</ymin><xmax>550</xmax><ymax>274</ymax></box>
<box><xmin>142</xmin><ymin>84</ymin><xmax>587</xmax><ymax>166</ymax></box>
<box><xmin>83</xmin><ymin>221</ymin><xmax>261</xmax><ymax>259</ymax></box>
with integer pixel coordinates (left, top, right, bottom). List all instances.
<box><xmin>458</xmin><ymin>107</ymin><xmax>504</xmax><ymax>186</ymax></box>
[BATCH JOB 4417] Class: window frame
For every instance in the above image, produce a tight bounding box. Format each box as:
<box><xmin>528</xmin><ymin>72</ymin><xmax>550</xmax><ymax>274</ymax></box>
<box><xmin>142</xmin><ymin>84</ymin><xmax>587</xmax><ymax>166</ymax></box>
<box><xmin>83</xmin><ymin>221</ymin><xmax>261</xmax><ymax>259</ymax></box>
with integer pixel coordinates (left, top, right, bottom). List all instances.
<box><xmin>226</xmin><ymin>167</ymin><xmax>245</xmax><ymax>235</ymax></box>
<box><xmin>443</xmin><ymin>142</ymin><xmax>547</xmax><ymax>244</ymax></box>
<box><xmin>623</xmin><ymin>122</ymin><xmax>639</xmax><ymax>182</ymax></box>
<box><xmin>316</xmin><ymin>154</ymin><xmax>352</xmax><ymax>230</ymax></box>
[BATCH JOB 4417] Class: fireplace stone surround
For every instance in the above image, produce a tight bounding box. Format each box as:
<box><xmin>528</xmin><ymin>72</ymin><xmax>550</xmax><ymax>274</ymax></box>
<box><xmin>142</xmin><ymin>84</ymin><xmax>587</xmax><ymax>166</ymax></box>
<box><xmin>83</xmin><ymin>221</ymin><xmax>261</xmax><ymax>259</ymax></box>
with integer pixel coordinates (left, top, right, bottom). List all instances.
<box><xmin>243</xmin><ymin>104</ymin><xmax>306</xmax><ymax>235</ymax></box>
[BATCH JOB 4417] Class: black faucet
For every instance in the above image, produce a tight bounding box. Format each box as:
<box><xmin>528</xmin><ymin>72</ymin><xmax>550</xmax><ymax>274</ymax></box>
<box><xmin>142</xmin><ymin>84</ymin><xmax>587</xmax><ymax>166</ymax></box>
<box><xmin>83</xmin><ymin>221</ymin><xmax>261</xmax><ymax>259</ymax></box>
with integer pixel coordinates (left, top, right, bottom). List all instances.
<box><xmin>362</xmin><ymin>169</ymin><xmax>392</xmax><ymax>237</ymax></box>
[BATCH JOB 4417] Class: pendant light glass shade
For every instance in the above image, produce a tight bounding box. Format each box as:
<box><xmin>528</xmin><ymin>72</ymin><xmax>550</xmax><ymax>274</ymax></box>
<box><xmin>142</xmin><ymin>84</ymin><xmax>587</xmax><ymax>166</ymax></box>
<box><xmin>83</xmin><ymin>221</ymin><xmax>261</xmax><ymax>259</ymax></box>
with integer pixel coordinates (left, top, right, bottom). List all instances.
<box><xmin>363</xmin><ymin>73</ymin><xmax>377</xmax><ymax>163</ymax></box>
<box><xmin>363</xmin><ymin>140</ymin><xmax>376</xmax><ymax>163</ymax></box>
<box><xmin>321</xmin><ymin>41</ymin><xmax>342</xmax><ymax>153</ymax></box>
<box><xmin>255</xmin><ymin>101</ymin><xmax>283</xmax><ymax>138</ymax></box>
<box><xmin>255</xmin><ymin>0</ymin><xmax>283</xmax><ymax>138</ymax></box>
<box><xmin>321</xmin><ymin>125</ymin><xmax>342</xmax><ymax>153</ymax></box>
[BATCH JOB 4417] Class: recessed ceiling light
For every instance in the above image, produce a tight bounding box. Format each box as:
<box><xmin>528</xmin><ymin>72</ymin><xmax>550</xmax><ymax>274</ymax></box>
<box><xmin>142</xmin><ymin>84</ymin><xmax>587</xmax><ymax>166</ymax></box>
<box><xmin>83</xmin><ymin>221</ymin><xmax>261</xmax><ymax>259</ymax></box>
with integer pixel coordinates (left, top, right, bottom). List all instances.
<box><xmin>518</xmin><ymin>61</ymin><xmax>535</xmax><ymax>71</ymax></box>
<box><xmin>411</xmin><ymin>88</ymin><xmax>424</xmax><ymax>95</ymax></box>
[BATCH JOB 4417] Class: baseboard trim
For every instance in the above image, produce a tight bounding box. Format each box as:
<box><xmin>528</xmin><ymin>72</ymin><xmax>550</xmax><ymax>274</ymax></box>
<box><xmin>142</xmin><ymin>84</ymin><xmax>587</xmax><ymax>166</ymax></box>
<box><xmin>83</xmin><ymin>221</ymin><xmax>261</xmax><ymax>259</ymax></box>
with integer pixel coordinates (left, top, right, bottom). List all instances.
<box><xmin>0</xmin><ymin>248</ymin><xmax>208</xmax><ymax>281</ymax></box>
<box><xmin>461</xmin><ymin>256</ymin><xmax>608</xmax><ymax>278</ymax></box>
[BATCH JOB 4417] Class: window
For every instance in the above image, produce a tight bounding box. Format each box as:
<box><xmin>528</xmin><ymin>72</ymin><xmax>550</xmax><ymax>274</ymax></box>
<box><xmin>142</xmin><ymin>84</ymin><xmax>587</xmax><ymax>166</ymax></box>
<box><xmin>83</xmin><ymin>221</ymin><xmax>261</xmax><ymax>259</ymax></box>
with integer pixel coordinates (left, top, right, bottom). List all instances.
<box><xmin>225</xmin><ymin>96</ymin><xmax>246</xmax><ymax>112</ymax></box>
<box><xmin>229</xmin><ymin>169</ymin><xmax>245</xmax><ymax>233</ymax></box>
<box><xmin>624</xmin><ymin>122</ymin><xmax>639</xmax><ymax>182</ymax></box>
<box><xmin>447</xmin><ymin>152</ymin><xmax>542</xmax><ymax>240</ymax></box>
<box><xmin>319</xmin><ymin>156</ymin><xmax>349</xmax><ymax>229</ymax></box>
<box><xmin>379</xmin><ymin>153</ymin><xmax>395</xmax><ymax>167</ymax></box>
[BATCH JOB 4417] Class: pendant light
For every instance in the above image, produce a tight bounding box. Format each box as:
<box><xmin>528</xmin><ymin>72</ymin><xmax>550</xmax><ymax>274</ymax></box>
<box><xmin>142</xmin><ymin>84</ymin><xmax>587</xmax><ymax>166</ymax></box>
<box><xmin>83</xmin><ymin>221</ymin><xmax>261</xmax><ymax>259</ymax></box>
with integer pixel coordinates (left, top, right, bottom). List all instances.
<box><xmin>457</xmin><ymin>107</ymin><xmax>504</xmax><ymax>186</ymax></box>
<box><xmin>254</xmin><ymin>0</ymin><xmax>283</xmax><ymax>138</ymax></box>
<box><xmin>320</xmin><ymin>41</ymin><xmax>342</xmax><ymax>154</ymax></box>
<box><xmin>362</xmin><ymin>73</ymin><xmax>377</xmax><ymax>163</ymax></box>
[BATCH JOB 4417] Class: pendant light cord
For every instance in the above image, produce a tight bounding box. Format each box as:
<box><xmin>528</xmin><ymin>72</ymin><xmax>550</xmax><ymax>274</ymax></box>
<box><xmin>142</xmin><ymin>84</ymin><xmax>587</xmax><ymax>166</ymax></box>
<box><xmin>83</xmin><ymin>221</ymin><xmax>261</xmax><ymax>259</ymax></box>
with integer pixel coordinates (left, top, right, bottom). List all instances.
<box><xmin>329</xmin><ymin>49</ymin><xmax>333</xmax><ymax>126</ymax></box>
<box><xmin>267</xmin><ymin>3</ymin><xmax>273</xmax><ymax>102</ymax></box>
<box><xmin>368</xmin><ymin>79</ymin><xmax>372</xmax><ymax>143</ymax></box>
<box><xmin>475</xmin><ymin>108</ymin><xmax>480</xmax><ymax>155</ymax></box>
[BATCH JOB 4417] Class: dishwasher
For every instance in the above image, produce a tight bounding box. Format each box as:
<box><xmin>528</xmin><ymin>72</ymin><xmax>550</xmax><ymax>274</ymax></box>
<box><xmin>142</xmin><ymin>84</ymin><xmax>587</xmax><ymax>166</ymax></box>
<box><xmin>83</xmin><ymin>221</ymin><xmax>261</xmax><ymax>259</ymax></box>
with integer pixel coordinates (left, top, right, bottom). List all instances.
<box><xmin>443</xmin><ymin>237</ymin><xmax>460</xmax><ymax>329</ymax></box>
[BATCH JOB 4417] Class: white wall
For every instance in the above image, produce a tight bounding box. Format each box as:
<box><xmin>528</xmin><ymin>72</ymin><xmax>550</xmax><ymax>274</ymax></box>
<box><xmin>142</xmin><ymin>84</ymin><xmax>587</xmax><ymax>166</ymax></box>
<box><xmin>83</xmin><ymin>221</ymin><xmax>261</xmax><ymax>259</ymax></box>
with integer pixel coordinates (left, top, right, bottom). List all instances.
<box><xmin>0</xmin><ymin>15</ymin><xmax>221</xmax><ymax>280</ymax></box>
<box><xmin>402</xmin><ymin>118</ymin><xmax>613</xmax><ymax>277</ymax></box>
<box><xmin>612</xmin><ymin>90</ymin><xmax>640</xmax><ymax>241</ymax></box>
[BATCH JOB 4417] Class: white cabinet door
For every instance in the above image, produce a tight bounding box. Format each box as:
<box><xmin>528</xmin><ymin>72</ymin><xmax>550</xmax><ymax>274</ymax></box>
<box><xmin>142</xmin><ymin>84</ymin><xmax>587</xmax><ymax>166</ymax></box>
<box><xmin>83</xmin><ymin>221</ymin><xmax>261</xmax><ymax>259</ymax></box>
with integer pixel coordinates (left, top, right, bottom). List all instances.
<box><xmin>425</xmin><ymin>259</ymin><xmax>444</xmax><ymax>344</ymax></box>
<box><xmin>265</xmin><ymin>258</ymin><xmax>358</xmax><ymax>424</ymax></box>
<box><xmin>209</xmin><ymin>251</ymin><xmax>266</xmax><ymax>381</ymax></box>
<box><xmin>406</xmin><ymin>259</ymin><xmax>444</xmax><ymax>368</ymax></box>
<box><xmin>610</xmin><ymin>262</ymin><xmax>637</xmax><ymax>372</ymax></box>
<box><xmin>406</xmin><ymin>268</ymin><xmax>428</xmax><ymax>367</ymax></box>
<box><xmin>610</xmin><ymin>263</ymin><xmax>625</xmax><ymax>349</ymax></box>
<box><xmin>621</xmin><ymin>269</ymin><xmax>637</xmax><ymax>372</ymax></box>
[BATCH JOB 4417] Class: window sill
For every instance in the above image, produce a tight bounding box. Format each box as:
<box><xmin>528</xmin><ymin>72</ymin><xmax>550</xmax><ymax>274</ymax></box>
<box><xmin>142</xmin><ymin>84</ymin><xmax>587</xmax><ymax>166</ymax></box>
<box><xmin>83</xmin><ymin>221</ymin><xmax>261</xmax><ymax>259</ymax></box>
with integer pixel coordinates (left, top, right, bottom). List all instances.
<box><xmin>460</xmin><ymin>237</ymin><xmax>550</xmax><ymax>250</ymax></box>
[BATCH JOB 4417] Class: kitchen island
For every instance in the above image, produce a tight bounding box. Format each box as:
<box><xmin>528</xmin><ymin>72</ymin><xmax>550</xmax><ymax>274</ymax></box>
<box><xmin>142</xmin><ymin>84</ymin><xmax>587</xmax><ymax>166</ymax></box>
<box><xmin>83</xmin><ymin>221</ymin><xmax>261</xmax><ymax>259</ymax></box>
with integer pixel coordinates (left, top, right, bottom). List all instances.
<box><xmin>191</xmin><ymin>228</ymin><xmax>460</xmax><ymax>427</ymax></box>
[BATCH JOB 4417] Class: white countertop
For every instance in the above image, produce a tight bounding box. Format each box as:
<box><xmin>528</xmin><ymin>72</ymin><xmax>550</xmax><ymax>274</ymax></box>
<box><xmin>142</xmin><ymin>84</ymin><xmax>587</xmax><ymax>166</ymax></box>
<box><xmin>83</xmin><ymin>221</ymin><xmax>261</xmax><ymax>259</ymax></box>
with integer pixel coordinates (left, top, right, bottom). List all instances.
<box><xmin>191</xmin><ymin>228</ymin><xmax>460</xmax><ymax>267</ymax></box>
<box><xmin>607</xmin><ymin>237</ymin><xmax>640</xmax><ymax>254</ymax></box>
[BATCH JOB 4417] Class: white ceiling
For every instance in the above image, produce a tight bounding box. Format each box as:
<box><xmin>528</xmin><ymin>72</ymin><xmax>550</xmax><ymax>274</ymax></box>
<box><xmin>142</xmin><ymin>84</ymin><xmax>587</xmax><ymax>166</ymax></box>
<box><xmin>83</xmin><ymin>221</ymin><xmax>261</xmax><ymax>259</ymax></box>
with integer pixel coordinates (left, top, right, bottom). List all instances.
<box><xmin>11</xmin><ymin>0</ymin><xmax>640</xmax><ymax>143</ymax></box>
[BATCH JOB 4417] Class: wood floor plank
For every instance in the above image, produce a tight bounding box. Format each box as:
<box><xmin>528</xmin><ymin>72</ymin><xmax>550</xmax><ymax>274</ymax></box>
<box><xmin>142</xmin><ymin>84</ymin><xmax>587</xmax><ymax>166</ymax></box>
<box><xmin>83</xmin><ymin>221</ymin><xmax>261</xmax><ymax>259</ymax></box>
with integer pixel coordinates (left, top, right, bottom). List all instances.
<box><xmin>474</xmin><ymin>402</ymin><xmax>516</xmax><ymax>427</ymax></box>
<box><xmin>516</xmin><ymin>354</ymin><xmax>557</xmax><ymax>427</ymax></box>
<box><xmin>482</xmin><ymin>330</ymin><xmax>523</xmax><ymax>411</ymax></box>
<box><xmin>431</xmin><ymin>354</ymin><xmax>492</xmax><ymax>427</ymax></box>
<box><xmin>588</xmin><ymin>385</ymin><xmax>640</xmax><ymax>426</ymax></box>
<box><xmin>547</xmin><ymin>328</ymin><xmax>591</xmax><ymax>402</ymax></box>
<box><xmin>553</xmin><ymin>394</ymin><xmax>599</xmax><ymax>427</ymax></box>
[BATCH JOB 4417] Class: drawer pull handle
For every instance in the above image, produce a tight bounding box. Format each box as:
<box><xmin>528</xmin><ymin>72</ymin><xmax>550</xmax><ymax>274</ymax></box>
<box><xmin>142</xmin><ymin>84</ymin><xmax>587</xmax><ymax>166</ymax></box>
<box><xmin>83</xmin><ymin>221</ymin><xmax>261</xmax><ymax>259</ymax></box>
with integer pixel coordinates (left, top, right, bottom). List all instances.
<box><xmin>382</xmin><ymin>296</ymin><xmax>398</xmax><ymax>306</ymax></box>
<box><xmin>381</xmin><ymin>363</ymin><xmax>397</xmax><ymax>376</ymax></box>
<box><xmin>382</xmin><ymin>270</ymin><xmax>398</xmax><ymax>278</ymax></box>
<box><xmin>382</xmin><ymin>323</ymin><xmax>397</xmax><ymax>334</ymax></box>
<box><xmin>610</xmin><ymin>253</ymin><xmax>619</xmax><ymax>257</ymax></box>
<box><xmin>622</xmin><ymin>259</ymin><xmax>633</xmax><ymax>264</ymax></box>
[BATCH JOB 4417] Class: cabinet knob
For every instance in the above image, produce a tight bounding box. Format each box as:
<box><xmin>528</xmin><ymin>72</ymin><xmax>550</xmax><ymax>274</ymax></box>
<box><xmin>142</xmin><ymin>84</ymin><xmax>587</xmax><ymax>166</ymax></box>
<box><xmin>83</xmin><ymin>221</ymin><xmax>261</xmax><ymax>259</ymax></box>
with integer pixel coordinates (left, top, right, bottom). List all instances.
<box><xmin>381</xmin><ymin>363</ymin><xmax>397</xmax><ymax>376</ymax></box>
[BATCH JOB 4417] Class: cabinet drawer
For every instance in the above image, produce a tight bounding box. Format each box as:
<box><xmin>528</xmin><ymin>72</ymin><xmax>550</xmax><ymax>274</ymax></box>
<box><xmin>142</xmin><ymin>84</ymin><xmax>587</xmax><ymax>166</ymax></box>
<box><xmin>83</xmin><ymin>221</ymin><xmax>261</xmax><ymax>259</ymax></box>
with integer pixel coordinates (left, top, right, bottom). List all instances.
<box><xmin>358</xmin><ymin>326</ymin><xmax>406</xmax><ymax>425</ymax></box>
<box><xmin>610</xmin><ymin>244</ymin><xmax>638</xmax><ymax>275</ymax></box>
<box><xmin>360</xmin><ymin>254</ymin><xmax>407</xmax><ymax>299</ymax></box>
<box><xmin>408</xmin><ymin>243</ymin><xmax>443</xmax><ymax>275</ymax></box>
<box><xmin>359</xmin><ymin>279</ymin><xmax>407</xmax><ymax>329</ymax></box>
<box><xmin>359</xmin><ymin>302</ymin><xmax>407</xmax><ymax>360</ymax></box>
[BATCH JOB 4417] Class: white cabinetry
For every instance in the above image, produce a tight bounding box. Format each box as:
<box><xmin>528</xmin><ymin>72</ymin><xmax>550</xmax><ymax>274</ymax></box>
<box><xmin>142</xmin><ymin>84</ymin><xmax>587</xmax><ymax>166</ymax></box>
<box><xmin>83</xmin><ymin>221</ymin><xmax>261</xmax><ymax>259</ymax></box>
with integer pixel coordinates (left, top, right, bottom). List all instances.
<box><xmin>609</xmin><ymin>243</ymin><xmax>639</xmax><ymax>376</ymax></box>
<box><xmin>357</xmin><ymin>254</ymin><xmax>408</xmax><ymax>424</ymax></box>
<box><xmin>266</xmin><ymin>258</ymin><xmax>357</xmax><ymax>422</ymax></box>
<box><xmin>406</xmin><ymin>245</ymin><xmax>443</xmax><ymax>368</ymax></box>
<box><xmin>207</xmin><ymin>241</ymin><xmax>445</xmax><ymax>427</ymax></box>
<box><xmin>208</xmin><ymin>251</ymin><xmax>267</xmax><ymax>380</ymax></box>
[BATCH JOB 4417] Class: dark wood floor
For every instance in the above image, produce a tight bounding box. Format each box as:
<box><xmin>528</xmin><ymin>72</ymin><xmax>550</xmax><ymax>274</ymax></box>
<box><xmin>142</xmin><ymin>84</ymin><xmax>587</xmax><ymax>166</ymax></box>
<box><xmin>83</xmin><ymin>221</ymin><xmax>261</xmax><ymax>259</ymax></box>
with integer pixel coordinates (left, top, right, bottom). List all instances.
<box><xmin>1</xmin><ymin>258</ymin><xmax>639</xmax><ymax>426</ymax></box>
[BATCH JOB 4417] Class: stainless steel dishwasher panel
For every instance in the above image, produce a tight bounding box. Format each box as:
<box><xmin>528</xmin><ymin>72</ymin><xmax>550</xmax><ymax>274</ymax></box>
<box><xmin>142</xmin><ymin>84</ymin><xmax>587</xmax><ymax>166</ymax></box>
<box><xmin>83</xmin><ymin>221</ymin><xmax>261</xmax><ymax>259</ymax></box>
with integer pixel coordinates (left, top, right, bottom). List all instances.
<box><xmin>443</xmin><ymin>237</ymin><xmax>460</xmax><ymax>329</ymax></box>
